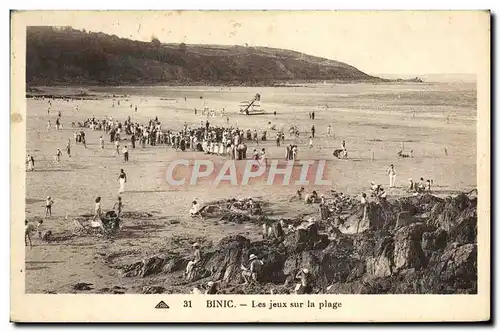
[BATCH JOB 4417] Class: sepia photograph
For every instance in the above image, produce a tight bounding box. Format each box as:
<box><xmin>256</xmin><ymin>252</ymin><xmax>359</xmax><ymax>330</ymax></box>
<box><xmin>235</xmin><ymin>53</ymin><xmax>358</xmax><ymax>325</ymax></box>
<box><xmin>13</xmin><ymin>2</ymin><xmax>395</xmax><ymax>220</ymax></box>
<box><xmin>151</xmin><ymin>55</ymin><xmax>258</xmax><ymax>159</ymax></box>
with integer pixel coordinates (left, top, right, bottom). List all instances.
<box><xmin>10</xmin><ymin>10</ymin><xmax>490</xmax><ymax>322</ymax></box>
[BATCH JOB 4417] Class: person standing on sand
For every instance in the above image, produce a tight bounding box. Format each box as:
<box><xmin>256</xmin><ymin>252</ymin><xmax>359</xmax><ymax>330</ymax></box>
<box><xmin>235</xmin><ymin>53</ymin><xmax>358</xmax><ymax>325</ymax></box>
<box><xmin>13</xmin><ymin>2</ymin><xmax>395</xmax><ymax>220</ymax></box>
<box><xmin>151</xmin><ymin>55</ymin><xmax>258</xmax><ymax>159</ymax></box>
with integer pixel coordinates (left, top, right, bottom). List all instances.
<box><xmin>130</xmin><ymin>134</ymin><xmax>136</xmax><ymax>149</ymax></box>
<box><xmin>115</xmin><ymin>140</ymin><xmax>120</xmax><ymax>155</ymax></box>
<box><xmin>122</xmin><ymin>145</ymin><xmax>129</xmax><ymax>162</ymax></box>
<box><xmin>99</xmin><ymin>136</ymin><xmax>104</xmax><ymax>149</ymax></box>
<box><xmin>260</xmin><ymin>148</ymin><xmax>267</xmax><ymax>167</ymax></box>
<box><xmin>25</xmin><ymin>220</ymin><xmax>33</xmax><ymax>249</ymax></box>
<box><xmin>118</xmin><ymin>169</ymin><xmax>127</xmax><ymax>194</ymax></box>
<box><xmin>81</xmin><ymin>134</ymin><xmax>87</xmax><ymax>149</ymax></box>
<box><xmin>311</xmin><ymin>111</ymin><xmax>315</xmax><ymax>120</ymax></box>
<box><xmin>311</xmin><ymin>125</ymin><xmax>315</xmax><ymax>138</ymax></box>
<box><xmin>309</xmin><ymin>136</ymin><xmax>313</xmax><ymax>149</ymax></box>
<box><xmin>45</xmin><ymin>196</ymin><xmax>54</xmax><ymax>217</ymax></box>
<box><xmin>387</xmin><ymin>164</ymin><xmax>396</xmax><ymax>188</ymax></box>
<box><xmin>326</xmin><ymin>125</ymin><xmax>331</xmax><ymax>137</ymax></box>
<box><xmin>285</xmin><ymin>144</ymin><xmax>290</xmax><ymax>160</ymax></box>
<box><xmin>66</xmin><ymin>139</ymin><xmax>71</xmax><ymax>158</ymax></box>
<box><xmin>47</xmin><ymin>120</ymin><xmax>51</xmax><ymax>131</ymax></box>
<box><xmin>55</xmin><ymin>149</ymin><xmax>62</xmax><ymax>163</ymax></box>
<box><xmin>26</xmin><ymin>154</ymin><xmax>35</xmax><ymax>171</ymax></box>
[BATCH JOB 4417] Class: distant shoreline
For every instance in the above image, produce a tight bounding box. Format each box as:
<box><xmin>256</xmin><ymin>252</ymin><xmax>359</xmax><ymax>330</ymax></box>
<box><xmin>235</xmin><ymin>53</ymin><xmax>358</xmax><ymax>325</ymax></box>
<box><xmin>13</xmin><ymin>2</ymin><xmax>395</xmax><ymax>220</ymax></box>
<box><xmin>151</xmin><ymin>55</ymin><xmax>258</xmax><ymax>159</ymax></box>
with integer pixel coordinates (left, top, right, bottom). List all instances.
<box><xmin>26</xmin><ymin>78</ymin><xmax>433</xmax><ymax>92</ymax></box>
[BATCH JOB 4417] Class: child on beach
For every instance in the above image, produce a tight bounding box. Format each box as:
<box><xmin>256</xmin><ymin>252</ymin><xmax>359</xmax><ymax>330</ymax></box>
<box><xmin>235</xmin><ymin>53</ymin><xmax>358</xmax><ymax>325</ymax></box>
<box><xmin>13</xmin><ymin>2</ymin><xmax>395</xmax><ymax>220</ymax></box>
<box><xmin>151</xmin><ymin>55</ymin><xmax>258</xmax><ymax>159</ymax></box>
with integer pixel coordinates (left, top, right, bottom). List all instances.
<box><xmin>45</xmin><ymin>196</ymin><xmax>54</xmax><ymax>217</ymax></box>
<box><xmin>93</xmin><ymin>196</ymin><xmax>102</xmax><ymax>221</ymax></box>
<box><xmin>113</xmin><ymin>197</ymin><xmax>123</xmax><ymax>217</ymax></box>
<box><xmin>55</xmin><ymin>149</ymin><xmax>62</xmax><ymax>162</ymax></box>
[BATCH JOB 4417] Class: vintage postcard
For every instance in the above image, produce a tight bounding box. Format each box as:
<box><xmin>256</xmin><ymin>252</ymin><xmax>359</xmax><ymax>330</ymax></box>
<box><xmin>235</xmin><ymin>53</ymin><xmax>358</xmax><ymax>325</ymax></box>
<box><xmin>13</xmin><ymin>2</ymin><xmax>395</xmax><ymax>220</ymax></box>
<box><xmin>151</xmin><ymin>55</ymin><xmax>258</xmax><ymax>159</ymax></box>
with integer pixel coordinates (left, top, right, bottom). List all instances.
<box><xmin>10</xmin><ymin>10</ymin><xmax>490</xmax><ymax>322</ymax></box>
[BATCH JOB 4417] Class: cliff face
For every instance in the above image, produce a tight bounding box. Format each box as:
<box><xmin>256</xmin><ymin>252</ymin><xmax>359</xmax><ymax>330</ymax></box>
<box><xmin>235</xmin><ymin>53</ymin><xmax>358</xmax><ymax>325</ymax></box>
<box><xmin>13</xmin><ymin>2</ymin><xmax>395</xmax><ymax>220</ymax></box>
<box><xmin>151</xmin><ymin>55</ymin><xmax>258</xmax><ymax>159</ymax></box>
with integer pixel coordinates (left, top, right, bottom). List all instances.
<box><xmin>26</xmin><ymin>26</ymin><xmax>382</xmax><ymax>86</ymax></box>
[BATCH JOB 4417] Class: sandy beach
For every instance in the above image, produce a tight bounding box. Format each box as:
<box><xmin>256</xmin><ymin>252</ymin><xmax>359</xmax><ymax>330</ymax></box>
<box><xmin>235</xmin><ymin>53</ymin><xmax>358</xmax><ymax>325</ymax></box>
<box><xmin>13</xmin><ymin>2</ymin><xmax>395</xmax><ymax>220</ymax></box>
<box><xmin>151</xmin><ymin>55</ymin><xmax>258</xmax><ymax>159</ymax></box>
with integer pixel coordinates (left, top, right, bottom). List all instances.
<box><xmin>24</xmin><ymin>82</ymin><xmax>477</xmax><ymax>293</ymax></box>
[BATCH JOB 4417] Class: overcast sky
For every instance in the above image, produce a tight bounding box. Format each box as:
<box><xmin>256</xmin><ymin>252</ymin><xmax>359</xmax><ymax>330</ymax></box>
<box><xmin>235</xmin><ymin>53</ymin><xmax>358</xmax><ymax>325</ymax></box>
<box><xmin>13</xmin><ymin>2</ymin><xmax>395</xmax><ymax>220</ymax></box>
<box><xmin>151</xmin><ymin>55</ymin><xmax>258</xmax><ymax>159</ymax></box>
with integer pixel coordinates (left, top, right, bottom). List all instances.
<box><xmin>49</xmin><ymin>11</ymin><xmax>488</xmax><ymax>76</ymax></box>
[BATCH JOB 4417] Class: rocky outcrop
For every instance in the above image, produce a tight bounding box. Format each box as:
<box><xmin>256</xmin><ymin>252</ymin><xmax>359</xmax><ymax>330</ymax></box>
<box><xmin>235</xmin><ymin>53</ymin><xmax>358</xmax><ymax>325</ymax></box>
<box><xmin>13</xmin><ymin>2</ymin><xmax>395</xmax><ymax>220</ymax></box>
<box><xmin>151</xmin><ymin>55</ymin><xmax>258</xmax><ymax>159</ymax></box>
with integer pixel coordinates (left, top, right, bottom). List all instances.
<box><xmin>117</xmin><ymin>192</ymin><xmax>477</xmax><ymax>294</ymax></box>
<box><xmin>366</xmin><ymin>236</ymin><xmax>394</xmax><ymax>278</ymax></box>
<box><xmin>437</xmin><ymin>243</ymin><xmax>477</xmax><ymax>291</ymax></box>
<box><xmin>393</xmin><ymin>223</ymin><xmax>429</xmax><ymax>272</ymax></box>
<box><xmin>121</xmin><ymin>255</ymin><xmax>186</xmax><ymax>278</ymax></box>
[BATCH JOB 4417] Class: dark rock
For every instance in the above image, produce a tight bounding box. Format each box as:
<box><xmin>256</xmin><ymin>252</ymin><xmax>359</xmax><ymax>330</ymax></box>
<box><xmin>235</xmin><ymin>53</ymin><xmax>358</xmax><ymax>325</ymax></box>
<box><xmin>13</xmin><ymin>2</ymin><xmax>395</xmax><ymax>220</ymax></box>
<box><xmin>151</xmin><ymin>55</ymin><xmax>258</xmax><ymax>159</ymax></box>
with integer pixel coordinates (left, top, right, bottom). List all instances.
<box><xmin>163</xmin><ymin>256</ymin><xmax>186</xmax><ymax>273</ymax></box>
<box><xmin>73</xmin><ymin>282</ymin><xmax>93</xmax><ymax>291</ymax></box>
<box><xmin>140</xmin><ymin>256</ymin><xmax>168</xmax><ymax>277</ymax></box>
<box><xmin>121</xmin><ymin>255</ymin><xmax>186</xmax><ymax>278</ymax></box>
<box><xmin>447</xmin><ymin>213</ymin><xmax>477</xmax><ymax>245</ymax></box>
<box><xmin>432</xmin><ymin>194</ymin><xmax>476</xmax><ymax>231</ymax></box>
<box><xmin>422</xmin><ymin>228</ymin><xmax>448</xmax><ymax>254</ymax></box>
<box><xmin>121</xmin><ymin>262</ymin><xmax>143</xmax><ymax>277</ymax></box>
<box><xmin>366</xmin><ymin>235</ymin><xmax>394</xmax><ymax>278</ymax></box>
<box><xmin>142</xmin><ymin>286</ymin><xmax>166</xmax><ymax>294</ymax></box>
<box><xmin>121</xmin><ymin>211</ymin><xmax>154</xmax><ymax>219</ymax></box>
<box><xmin>283</xmin><ymin>223</ymin><xmax>329</xmax><ymax>254</ymax></box>
<box><xmin>394</xmin><ymin>223</ymin><xmax>429</xmax><ymax>272</ymax></box>
<box><xmin>114</xmin><ymin>192</ymin><xmax>477</xmax><ymax>294</ymax></box>
<box><xmin>437</xmin><ymin>243</ymin><xmax>477</xmax><ymax>291</ymax></box>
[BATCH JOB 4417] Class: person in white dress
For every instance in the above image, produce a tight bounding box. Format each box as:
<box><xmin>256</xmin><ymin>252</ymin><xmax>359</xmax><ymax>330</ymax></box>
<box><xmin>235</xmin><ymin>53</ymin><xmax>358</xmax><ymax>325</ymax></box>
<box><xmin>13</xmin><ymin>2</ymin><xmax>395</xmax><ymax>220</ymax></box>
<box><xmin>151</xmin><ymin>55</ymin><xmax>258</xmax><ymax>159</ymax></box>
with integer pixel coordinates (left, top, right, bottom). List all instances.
<box><xmin>387</xmin><ymin>164</ymin><xmax>396</xmax><ymax>188</ymax></box>
<box><xmin>26</xmin><ymin>154</ymin><xmax>34</xmax><ymax>171</ymax></box>
<box><xmin>118</xmin><ymin>169</ymin><xmax>127</xmax><ymax>194</ymax></box>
